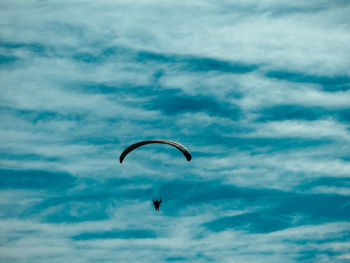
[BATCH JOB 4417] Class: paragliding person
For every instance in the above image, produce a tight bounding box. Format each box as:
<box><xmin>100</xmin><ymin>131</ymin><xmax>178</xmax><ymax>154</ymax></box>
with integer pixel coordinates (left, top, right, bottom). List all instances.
<box><xmin>153</xmin><ymin>198</ymin><xmax>162</xmax><ymax>211</ymax></box>
<box><xmin>120</xmin><ymin>139</ymin><xmax>191</xmax><ymax>211</ymax></box>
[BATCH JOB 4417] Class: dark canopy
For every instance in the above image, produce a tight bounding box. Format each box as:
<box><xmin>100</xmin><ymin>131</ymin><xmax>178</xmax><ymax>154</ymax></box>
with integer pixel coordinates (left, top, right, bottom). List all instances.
<box><xmin>119</xmin><ymin>139</ymin><xmax>192</xmax><ymax>163</ymax></box>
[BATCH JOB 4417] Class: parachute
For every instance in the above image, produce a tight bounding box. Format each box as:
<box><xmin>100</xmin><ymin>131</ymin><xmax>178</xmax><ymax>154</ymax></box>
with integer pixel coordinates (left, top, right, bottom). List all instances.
<box><xmin>119</xmin><ymin>139</ymin><xmax>191</xmax><ymax>163</ymax></box>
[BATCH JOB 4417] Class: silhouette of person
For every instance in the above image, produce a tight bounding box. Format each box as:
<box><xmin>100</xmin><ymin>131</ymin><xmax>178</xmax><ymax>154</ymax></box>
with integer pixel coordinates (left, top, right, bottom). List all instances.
<box><xmin>153</xmin><ymin>198</ymin><xmax>162</xmax><ymax>211</ymax></box>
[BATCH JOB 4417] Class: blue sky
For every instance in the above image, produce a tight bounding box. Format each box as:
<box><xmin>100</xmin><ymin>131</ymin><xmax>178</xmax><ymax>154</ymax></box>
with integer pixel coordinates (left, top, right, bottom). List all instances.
<box><xmin>1</xmin><ymin>0</ymin><xmax>350</xmax><ymax>262</ymax></box>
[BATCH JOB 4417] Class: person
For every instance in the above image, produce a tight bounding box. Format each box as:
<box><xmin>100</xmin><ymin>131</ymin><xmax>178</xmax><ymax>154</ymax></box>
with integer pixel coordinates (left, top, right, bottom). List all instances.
<box><xmin>153</xmin><ymin>198</ymin><xmax>162</xmax><ymax>211</ymax></box>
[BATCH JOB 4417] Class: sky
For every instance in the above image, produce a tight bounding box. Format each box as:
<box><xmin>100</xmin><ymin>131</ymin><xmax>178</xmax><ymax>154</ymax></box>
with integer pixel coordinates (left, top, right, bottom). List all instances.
<box><xmin>0</xmin><ymin>0</ymin><xmax>350</xmax><ymax>262</ymax></box>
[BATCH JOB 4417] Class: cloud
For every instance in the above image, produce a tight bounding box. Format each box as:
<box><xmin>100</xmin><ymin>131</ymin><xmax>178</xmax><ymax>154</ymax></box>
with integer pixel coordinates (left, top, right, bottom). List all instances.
<box><xmin>72</xmin><ymin>229</ymin><xmax>157</xmax><ymax>240</ymax></box>
<box><xmin>266</xmin><ymin>70</ymin><xmax>350</xmax><ymax>91</ymax></box>
<box><xmin>246</xmin><ymin>119</ymin><xmax>350</xmax><ymax>140</ymax></box>
<box><xmin>204</xmin><ymin>192</ymin><xmax>350</xmax><ymax>233</ymax></box>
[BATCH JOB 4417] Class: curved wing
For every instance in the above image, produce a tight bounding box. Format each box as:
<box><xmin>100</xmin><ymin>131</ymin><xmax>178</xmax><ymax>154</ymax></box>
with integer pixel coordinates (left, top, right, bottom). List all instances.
<box><xmin>119</xmin><ymin>139</ymin><xmax>191</xmax><ymax>163</ymax></box>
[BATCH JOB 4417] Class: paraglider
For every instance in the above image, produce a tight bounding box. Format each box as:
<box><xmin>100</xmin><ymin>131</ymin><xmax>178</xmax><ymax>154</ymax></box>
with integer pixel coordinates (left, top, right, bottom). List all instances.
<box><xmin>153</xmin><ymin>198</ymin><xmax>162</xmax><ymax>211</ymax></box>
<box><xmin>119</xmin><ymin>139</ymin><xmax>191</xmax><ymax>211</ymax></box>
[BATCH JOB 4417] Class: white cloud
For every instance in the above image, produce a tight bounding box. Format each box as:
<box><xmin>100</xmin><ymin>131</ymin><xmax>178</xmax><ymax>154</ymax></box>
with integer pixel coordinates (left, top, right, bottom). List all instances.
<box><xmin>2</xmin><ymin>0</ymin><xmax>350</xmax><ymax>76</ymax></box>
<box><xmin>247</xmin><ymin>119</ymin><xmax>350</xmax><ymax>140</ymax></box>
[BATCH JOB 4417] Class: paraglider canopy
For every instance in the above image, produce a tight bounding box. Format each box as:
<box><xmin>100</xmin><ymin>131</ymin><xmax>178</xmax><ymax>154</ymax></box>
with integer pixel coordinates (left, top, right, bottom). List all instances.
<box><xmin>119</xmin><ymin>139</ymin><xmax>192</xmax><ymax>163</ymax></box>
